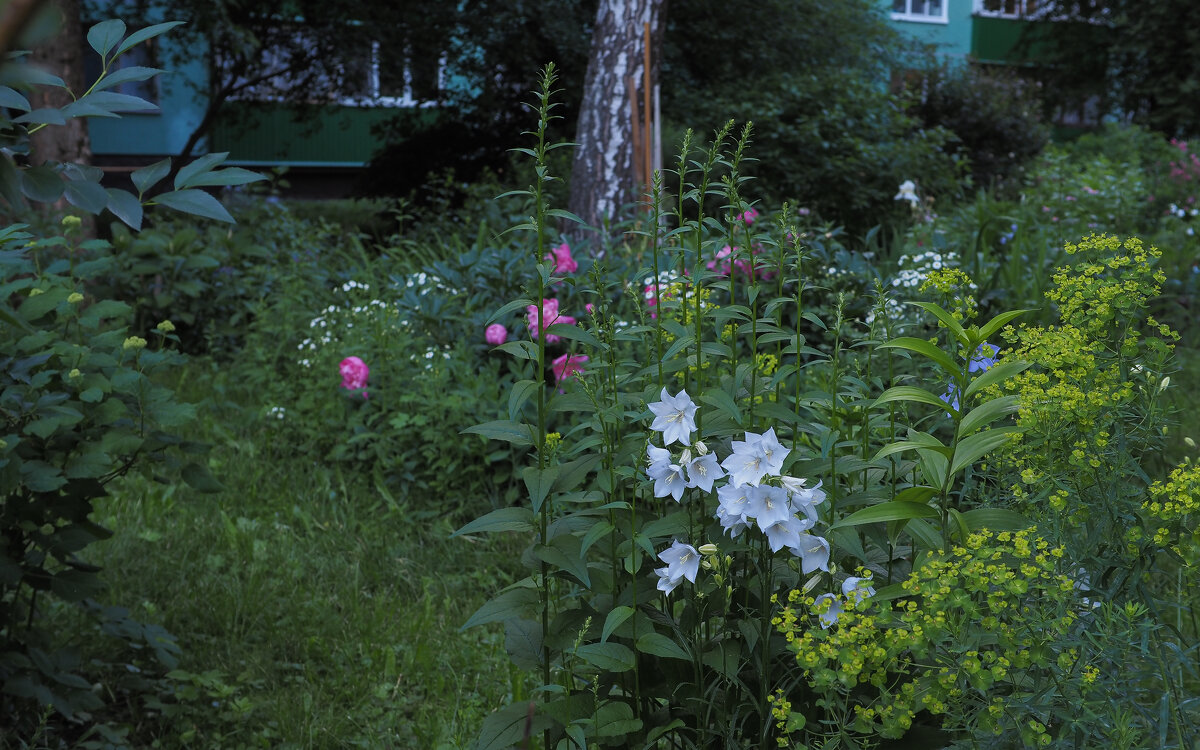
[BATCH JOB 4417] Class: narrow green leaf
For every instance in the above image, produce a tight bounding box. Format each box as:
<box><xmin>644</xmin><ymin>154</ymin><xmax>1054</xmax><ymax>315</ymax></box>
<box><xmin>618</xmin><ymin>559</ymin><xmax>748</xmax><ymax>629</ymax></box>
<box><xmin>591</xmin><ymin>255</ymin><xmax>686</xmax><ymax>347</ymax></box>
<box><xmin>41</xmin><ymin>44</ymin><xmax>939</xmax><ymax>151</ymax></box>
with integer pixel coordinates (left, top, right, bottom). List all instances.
<box><xmin>978</xmin><ymin>308</ymin><xmax>1033</xmax><ymax>341</ymax></box>
<box><xmin>113</xmin><ymin>21</ymin><xmax>185</xmax><ymax>58</ymax></box>
<box><xmin>87</xmin><ymin>19</ymin><xmax>126</xmax><ymax>58</ymax></box>
<box><xmin>523</xmin><ymin>465</ymin><xmax>559</xmax><ymax>514</ymax></box>
<box><xmin>452</xmin><ymin>507</ymin><xmax>534</xmax><ymax>537</ymax></box>
<box><xmin>893</xmin><ymin>486</ymin><xmax>938</xmax><ymax>504</ymax></box>
<box><xmin>507</xmin><ymin>379</ymin><xmax>537</xmax><ymax>421</ymax></box>
<box><xmin>957</xmin><ymin>395</ymin><xmax>1020</xmax><ymax>438</ymax></box>
<box><xmin>92</xmin><ymin>65</ymin><xmax>163</xmax><ymax>91</ymax></box>
<box><xmin>545</xmin><ymin>322</ymin><xmax>603</xmax><ymax>348</ymax></box>
<box><xmin>463</xmin><ymin>420</ymin><xmax>534</xmax><ymax>447</ymax></box>
<box><xmin>872</xmin><ymin>385</ymin><xmax>954</xmax><ymax>412</ymax></box>
<box><xmin>462</xmin><ymin>586</ymin><xmax>539</xmax><ymax>630</ymax></box>
<box><xmin>963</xmin><ymin>359</ymin><xmax>1032</xmax><ymax>400</ymax></box>
<box><xmin>154</xmin><ymin>189</ymin><xmax>235</xmax><ymax>223</ymax></box>
<box><xmin>905</xmin><ymin>518</ymin><xmax>942</xmax><ymax>550</ymax></box>
<box><xmin>104</xmin><ymin>188</ymin><xmax>143</xmax><ymax>230</ymax></box>
<box><xmin>830</xmin><ymin>501</ymin><xmax>938</xmax><ymax>529</ymax></box>
<box><xmin>580</xmin><ymin>520</ymin><xmax>613</xmax><ymax>557</ymax></box>
<box><xmin>174</xmin><ymin>152</ymin><xmax>229</xmax><ymax>190</ymax></box>
<box><xmin>471</xmin><ymin>700</ymin><xmax>554</xmax><ymax>750</ymax></box>
<box><xmin>574</xmin><ymin>642</ymin><xmax>635</xmax><ymax>672</ymax></box>
<box><xmin>79</xmin><ymin>90</ymin><xmax>156</xmax><ymax>113</ymax></box>
<box><xmin>960</xmin><ymin>508</ymin><xmax>1031</xmax><ymax>532</ymax></box>
<box><xmin>949</xmin><ymin>427</ymin><xmax>1020</xmax><ymax>476</ymax></box>
<box><xmin>0</xmin><ymin>86</ymin><xmax>31</xmax><ymax>112</ymax></box>
<box><xmin>184</xmin><ymin>167</ymin><xmax>266</xmax><ymax>188</ymax></box>
<box><xmin>878</xmin><ymin>336</ymin><xmax>960</xmax><ymax>376</ymax></box>
<box><xmin>14</xmin><ymin>108</ymin><xmax>67</xmax><ymax>126</ymax></box>
<box><xmin>635</xmin><ymin>632</ymin><xmax>691</xmax><ymax>661</ymax></box>
<box><xmin>699</xmin><ymin>388</ymin><xmax>742</xmax><ymax>425</ymax></box>
<box><xmin>601</xmin><ymin>606</ymin><xmax>633</xmax><ymax>643</ymax></box>
<box><xmin>909</xmin><ymin>301</ymin><xmax>969</xmax><ymax>344</ymax></box>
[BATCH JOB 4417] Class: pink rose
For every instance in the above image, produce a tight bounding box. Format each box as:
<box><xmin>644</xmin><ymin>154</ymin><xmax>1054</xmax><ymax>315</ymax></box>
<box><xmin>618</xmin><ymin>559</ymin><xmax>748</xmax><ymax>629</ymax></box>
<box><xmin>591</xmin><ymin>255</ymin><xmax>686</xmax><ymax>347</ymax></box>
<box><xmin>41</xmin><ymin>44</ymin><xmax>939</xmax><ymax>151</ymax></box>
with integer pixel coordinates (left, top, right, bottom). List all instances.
<box><xmin>552</xmin><ymin>353</ymin><xmax>588</xmax><ymax>383</ymax></box>
<box><xmin>526</xmin><ymin>298</ymin><xmax>576</xmax><ymax>343</ymax></box>
<box><xmin>339</xmin><ymin>356</ymin><xmax>369</xmax><ymax>399</ymax></box>
<box><xmin>545</xmin><ymin>242</ymin><xmax>578</xmax><ymax>274</ymax></box>
<box><xmin>485</xmin><ymin>323</ymin><xmax>507</xmax><ymax>345</ymax></box>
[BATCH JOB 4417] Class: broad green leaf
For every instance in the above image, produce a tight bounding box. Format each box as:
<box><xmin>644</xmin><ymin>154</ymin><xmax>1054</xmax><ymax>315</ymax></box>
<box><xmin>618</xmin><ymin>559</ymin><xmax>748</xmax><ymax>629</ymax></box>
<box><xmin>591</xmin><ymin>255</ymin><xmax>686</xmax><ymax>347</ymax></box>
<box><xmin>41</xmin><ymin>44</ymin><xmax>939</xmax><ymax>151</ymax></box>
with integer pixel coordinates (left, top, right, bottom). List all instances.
<box><xmin>471</xmin><ymin>700</ymin><xmax>554</xmax><ymax>750</ymax></box>
<box><xmin>452</xmin><ymin>507</ymin><xmax>534</xmax><ymax>537</ymax></box>
<box><xmin>905</xmin><ymin>518</ymin><xmax>942</xmax><ymax>550</ymax></box>
<box><xmin>580</xmin><ymin>520</ymin><xmax>613</xmax><ymax>557</ymax></box>
<box><xmin>181</xmin><ymin>462</ymin><xmax>224</xmax><ymax>493</ymax></box>
<box><xmin>949</xmin><ymin>427</ymin><xmax>1020</xmax><ymax>476</ymax></box>
<box><xmin>601</xmin><ymin>606</ymin><xmax>634</xmax><ymax>643</ymax></box>
<box><xmin>909</xmin><ymin>301</ymin><xmax>968</xmax><ymax>344</ymax></box>
<box><xmin>503</xmin><ymin>618</ymin><xmax>543</xmax><ymax>670</ymax></box>
<box><xmin>20</xmin><ymin>166</ymin><xmax>62</xmax><ymax>203</ymax></box>
<box><xmin>522</xmin><ymin>465</ymin><xmax>559</xmax><ymax>514</ymax></box>
<box><xmin>77</xmin><ymin>90</ymin><xmax>157</xmax><ymax>113</ymax></box>
<box><xmin>494</xmin><ymin>340</ymin><xmax>536</xmax><ymax>360</ymax></box>
<box><xmin>878</xmin><ymin>336</ymin><xmax>959</xmax><ymax>375</ymax></box>
<box><xmin>63</xmin><ymin>180</ymin><xmax>108</xmax><ymax>213</ymax></box>
<box><xmin>919</xmin><ymin>448</ymin><xmax>950</xmax><ymax>490</ymax></box>
<box><xmin>636</xmin><ymin>632</ymin><xmax>691</xmax><ymax>661</ymax></box>
<box><xmin>893</xmin><ymin>486</ymin><xmax>938</xmax><ymax>504</ymax></box>
<box><xmin>699</xmin><ymin>388</ymin><xmax>742</xmax><ymax>425</ymax></box>
<box><xmin>574</xmin><ymin>642</ymin><xmax>635</xmax><ymax>672</ymax></box>
<box><xmin>14</xmin><ymin>108</ymin><xmax>66</xmax><ymax>126</ymax></box>
<box><xmin>963</xmin><ymin>359</ymin><xmax>1032</xmax><ymax>400</ymax></box>
<box><xmin>154</xmin><ymin>189</ymin><xmax>235</xmax><ymax>223</ymax></box>
<box><xmin>0</xmin><ymin>86</ymin><xmax>30</xmax><ymax>112</ymax></box>
<box><xmin>545</xmin><ymin>322</ymin><xmax>603</xmax><ymax>348</ymax></box>
<box><xmin>131</xmin><ymin>158</ymin><xmax>170</xmax><ymax>196</ymax></box>
<box><xmin>113</xmin><ymin>21</ymin><xmax>185</xmax><ymax>58</ymax></box>
<box><xmin>462</xmin><ymin>420</ymin><xmax>534</xmax><ymax>447</ymax></box>
<box><xmin>105</xmin><ymin>188</ymin><xmax>143</xmax><ymax>230</ymax></box>
<box><xmin>978</xmin><ymin>308</ymin><xmax>1033</xmax><ymax>341</ymax></box>
<box><xmin>462</xmin><ymin>586</ymin><xmax>539</xmax><ymax>630</ymax></box>
<box><xmin>957</xmin><ymin>395</ymin><xmax>1020</xmax><ymax>438</ymax></box>
<box><xmin>507</xmin><ymin>379</ymin><xmax>537</xmax><ymax>421</ymax></box>
<box><xmin>830</xmin><ymin>501</ymin><xmax>938</xmax><ymax>529</ymax></box>
<box><xmin>960</xmin><ymin>508</ymin><xmax>1031</xmax><ymax>532</ymax></box>
<box><xmin>0</xmin><ymin>157</ymin><xmax>24</xmax><ymax>208</ymax></box>
<box><xmin>872</xmin><ymin>385</ymin><xmax>953</xmax><ymax>412</ymax></box>
<box><xmin>487</xmin><ymin>297</ymin><xmax>535</xmax><ymax>324</ymax></box>
<box><xmin>534</xmin><ymin>534</ymin><xmax>590</xmax><ymax>586</ymax></box>
<box><xmin>87</xmin><ymin>19</ymin><xmax>126</xmax><ymax>58</ymax></box>
<box><xmin>174</xmin><ymin>152</ymin><xmax>228</xmax><ymax>190</ymax></box>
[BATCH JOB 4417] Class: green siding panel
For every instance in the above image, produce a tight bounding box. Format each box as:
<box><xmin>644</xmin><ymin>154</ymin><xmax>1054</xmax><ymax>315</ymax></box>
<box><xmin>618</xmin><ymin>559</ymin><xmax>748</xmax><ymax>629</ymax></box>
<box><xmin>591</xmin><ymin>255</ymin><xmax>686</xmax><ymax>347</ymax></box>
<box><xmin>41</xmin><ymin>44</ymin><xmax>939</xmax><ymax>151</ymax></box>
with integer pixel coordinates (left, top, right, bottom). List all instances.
<box><xmin>970</xmin><ymin>16</ymin><xmax>1054</xmax><ymax>64</ymax></box>
<box><xmin>210</xmin><ymin>103</ymin><xmax>409</xmax><ymax>165</ymax></box>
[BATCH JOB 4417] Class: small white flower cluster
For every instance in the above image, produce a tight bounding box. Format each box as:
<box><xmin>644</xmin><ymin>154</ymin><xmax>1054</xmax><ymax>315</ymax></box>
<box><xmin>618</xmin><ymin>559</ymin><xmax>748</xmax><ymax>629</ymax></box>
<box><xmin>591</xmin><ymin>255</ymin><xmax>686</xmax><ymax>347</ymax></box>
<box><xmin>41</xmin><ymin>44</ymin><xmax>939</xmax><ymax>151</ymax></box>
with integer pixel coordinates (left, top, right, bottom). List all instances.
<box><xmin>864</xmin><ymin>297</ymin><xmax>907</xmax><ymax>328</ymax></box>
<box><xmin>297</xmin><ymin>282</ymin><xmax>406</xmax><ymax>369</ymax></box>
<box><xmin>411</xmin><ymin>344</ymin><xmax>453</xmax><ymax>371</ymax></box>
<box><xmin>400</xmin><ymin>272</ymin><xmax>462</xmax><ymax>296</ymax></box>
<box><xmin>890</xmin><ymin>251</ymin><xmax>974</xmax><ymax>290</ymax></box>
<box><xmin>645</xmin><ymin>388</ymin><xmax>831</xmax><ymax>595</ymax></box>
<box><xmin>266</xmin><ymin>406</ymin><xmax>286</xmax><ymax>420</ymax></box>
<box><xmin>1167</xmin><ymin>203</ymin><xmax>1199</xmax><ymax>219</ymax></box>
<box><xmin>341</xmin><ymin>280</ymin><xmax>370</xmax><ymax>293</ymax></box>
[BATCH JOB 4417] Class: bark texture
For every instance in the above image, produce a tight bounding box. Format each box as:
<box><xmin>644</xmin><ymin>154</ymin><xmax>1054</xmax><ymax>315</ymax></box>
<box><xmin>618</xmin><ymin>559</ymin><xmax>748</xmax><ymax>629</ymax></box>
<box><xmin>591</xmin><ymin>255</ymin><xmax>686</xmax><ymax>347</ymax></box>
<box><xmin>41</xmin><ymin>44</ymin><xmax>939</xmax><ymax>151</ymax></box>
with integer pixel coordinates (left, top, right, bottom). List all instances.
<box><xmin>28</xmin><ymin>0</ymin><xmax>90</xmax><ymax>167</ymax></box>
<box><xmin>567</xmin><ymin>0</ymin><xmax>666</xmax><ymax>235</ymax></box>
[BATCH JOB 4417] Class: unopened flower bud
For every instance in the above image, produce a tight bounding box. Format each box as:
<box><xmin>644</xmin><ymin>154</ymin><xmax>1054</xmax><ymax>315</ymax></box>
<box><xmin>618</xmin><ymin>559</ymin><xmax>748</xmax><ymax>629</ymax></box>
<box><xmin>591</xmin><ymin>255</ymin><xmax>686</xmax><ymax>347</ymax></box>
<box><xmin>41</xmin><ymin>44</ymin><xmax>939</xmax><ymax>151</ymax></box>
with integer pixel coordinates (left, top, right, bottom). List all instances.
<box><xmin>28</xmin><ymin>288</ymin><xmax>44</xmax><ymax>297</ymax></box>
<box><xmin>68</xmin><ymin>368</ymin><xmax>81</xmax><ymax>379</ymax></box>
<box><xmin>123</xmin><ymin>336</ymin><xmax>147</xmax><ymax>351</ymax></box>
<box><xmin>1158</xmin><ymin>376</ymin><xmax>1170</xmax><ymax>393</ymax></box>
<box><xmin>698</xmin><ymin>543</ymin><xmax>719</xmax><ymax>556</ymax></box>
<box><xmin>156</xmin><ymin>319</ymin><xmax>175</xmax><ymax>333</ymax></box>
<box><xmin>67</xmin><ymin>292</ymin><xmax>83</xmax><ymax>304</ymax></box>
<box><xmin>1185</xmin><ymin>437</ymin><xmax>1196</xmax><ymax>448</ymax></box>
<box><xmin>679</xmin><ymin>449</ymin><xmax>692</xmax><ymax>465</ymax></box>
<box><xmin>61</xmin><ymin>215</ymin><xmax>82</xmax><ymax>229</ymax></box>
<box><xmin>694</xmin><ymin>440</ymin><xmax>709</xmax><ymax>456</ymax></box>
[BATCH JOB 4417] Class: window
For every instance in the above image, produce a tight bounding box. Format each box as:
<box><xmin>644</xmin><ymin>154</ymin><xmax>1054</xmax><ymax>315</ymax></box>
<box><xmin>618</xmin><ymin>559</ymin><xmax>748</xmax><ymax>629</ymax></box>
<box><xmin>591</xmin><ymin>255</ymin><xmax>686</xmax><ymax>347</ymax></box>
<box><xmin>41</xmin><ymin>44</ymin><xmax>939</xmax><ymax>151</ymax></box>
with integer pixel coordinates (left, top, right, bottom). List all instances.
<box><xmin>82</xmin><ymin>37</ymin><xmax>159</xmax><ymax>110</ymax></box>
<box><xmin>975</xmin><ymin>0</ymin><xmax>1041</xmax><ymax>18</ymax></box>
<box><xmin>892</xmin><ymin>0</ymin><xmax>949</xmax><ymax>23</ymax></box>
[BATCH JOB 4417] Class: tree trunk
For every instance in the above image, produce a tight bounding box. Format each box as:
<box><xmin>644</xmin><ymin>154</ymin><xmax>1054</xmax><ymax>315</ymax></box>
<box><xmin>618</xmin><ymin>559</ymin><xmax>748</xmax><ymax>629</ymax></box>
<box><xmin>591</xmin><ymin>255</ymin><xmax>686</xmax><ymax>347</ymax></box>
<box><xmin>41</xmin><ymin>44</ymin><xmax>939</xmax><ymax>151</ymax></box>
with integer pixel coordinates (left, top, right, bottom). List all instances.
<box><xmin>28</xmin><ymin>0</ymin><xmax>90</xmax><ymax>167</ymax></box>
<box><xmin>568</xmin><ymin>0</ymin><xmax>666</xmax><ymax>236</ymax></box>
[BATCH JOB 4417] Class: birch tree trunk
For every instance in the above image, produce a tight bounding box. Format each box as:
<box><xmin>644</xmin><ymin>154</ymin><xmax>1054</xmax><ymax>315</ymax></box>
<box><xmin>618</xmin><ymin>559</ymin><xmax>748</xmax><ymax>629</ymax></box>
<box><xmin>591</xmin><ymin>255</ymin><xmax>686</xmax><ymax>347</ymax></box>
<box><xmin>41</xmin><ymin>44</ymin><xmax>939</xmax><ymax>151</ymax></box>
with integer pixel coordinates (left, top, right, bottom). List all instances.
<box><xmin>28</xmin><ymin>0</ymin><xmax>90</xmax><ymax>167</ymax></box>
<box><xmin>568</xmin><ymin>0</ymin><xmax>666</xmax><ymax>235</ymax></box>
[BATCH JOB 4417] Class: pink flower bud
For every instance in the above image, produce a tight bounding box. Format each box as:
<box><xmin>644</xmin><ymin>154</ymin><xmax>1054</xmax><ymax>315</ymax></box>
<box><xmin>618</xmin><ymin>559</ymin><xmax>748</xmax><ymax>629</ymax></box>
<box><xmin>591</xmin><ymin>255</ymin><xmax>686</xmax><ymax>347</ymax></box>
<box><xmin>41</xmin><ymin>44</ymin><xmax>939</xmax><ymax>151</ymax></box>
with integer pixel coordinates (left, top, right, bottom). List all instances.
<box><xmin>339</xmin><ymin>356</ymin><xmax>369</xmax><ymax>398</ymax></box>
<box><xmin>485</xmin><ymin>323</ymin><xmax>508</xmax><ymax>346</ymax></box>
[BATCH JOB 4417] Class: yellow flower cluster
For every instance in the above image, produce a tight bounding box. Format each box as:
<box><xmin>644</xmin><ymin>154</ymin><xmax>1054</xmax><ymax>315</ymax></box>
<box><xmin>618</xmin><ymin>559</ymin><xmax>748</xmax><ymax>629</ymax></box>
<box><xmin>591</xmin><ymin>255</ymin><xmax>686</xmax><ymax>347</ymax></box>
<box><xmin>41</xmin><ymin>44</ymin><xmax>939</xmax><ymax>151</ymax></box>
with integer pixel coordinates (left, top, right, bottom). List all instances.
<box><xmin>774</xmin><ymin>530</ymin><xmax>1083</xmax><ymax>743</ymax></box>
<box><xmin>1142</xmin><ymin>461</ymin><xmax>1200</xmax><ymax>558</ymax></box>
<box><xmin>919</xmin><ymin>268</ymin><xmax>978</xmax><ymax>321</ymax></box>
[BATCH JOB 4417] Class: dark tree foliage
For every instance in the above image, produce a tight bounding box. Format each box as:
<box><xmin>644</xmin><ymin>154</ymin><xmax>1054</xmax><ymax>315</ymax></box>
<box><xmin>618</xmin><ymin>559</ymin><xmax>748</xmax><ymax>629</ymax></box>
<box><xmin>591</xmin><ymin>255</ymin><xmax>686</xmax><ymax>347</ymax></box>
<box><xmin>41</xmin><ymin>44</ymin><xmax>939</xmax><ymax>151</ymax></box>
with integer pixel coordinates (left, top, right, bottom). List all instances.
<box><xmin>362</xmin><ymin>0</ymin><xmax>598</xmax><ymax>200</ymax></box>
<box><xmin>1028</xmin><ymin>0</ymin><xmax>1200</xmax><ymax>138</ymax></box>
<box><xmin>662</xmin><ymin>0</ymin><xmax>964</xmax><ymax>235</ymax></box>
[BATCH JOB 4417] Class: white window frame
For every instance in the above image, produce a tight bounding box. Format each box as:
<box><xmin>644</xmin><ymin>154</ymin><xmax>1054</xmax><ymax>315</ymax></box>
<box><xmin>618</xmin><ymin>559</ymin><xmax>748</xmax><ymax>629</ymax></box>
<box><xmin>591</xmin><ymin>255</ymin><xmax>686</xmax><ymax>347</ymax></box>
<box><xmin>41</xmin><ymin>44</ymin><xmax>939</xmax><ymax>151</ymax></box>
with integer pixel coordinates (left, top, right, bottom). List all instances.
<box><xmin>891</xmin><ymin>0</ymin><xmax>950</xmax><ymax>24</ymax></box>
<box><xmin>973</xmin><ymin>0</ymin><xmax>1047</xmax><ymax>19</ymax></box>
<box><xmin>341</xmin><ymin>41</ymin><xmax>444</xmax><ymax>108</ymax></box>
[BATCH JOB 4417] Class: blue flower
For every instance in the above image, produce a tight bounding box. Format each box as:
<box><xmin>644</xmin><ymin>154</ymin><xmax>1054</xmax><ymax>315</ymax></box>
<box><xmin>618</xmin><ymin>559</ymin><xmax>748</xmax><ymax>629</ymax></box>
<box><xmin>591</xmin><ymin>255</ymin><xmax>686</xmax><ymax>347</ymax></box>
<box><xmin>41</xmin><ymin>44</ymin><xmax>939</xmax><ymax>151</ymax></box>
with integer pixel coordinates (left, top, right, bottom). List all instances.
<box><xmin>968</xmin><ymin>342</ymin><xmax>999</xmax><ymax>373</ymax></box>
<box><xmin>940</xmin><ymin>384</ymin><xmax>960</xmax><ymax>414</ymax></box>
<box><xmin>648</xmin><ymin>388</ymin><xmax>698</xmax><ymax>446</ymax></box>
<box><xmin>655</xmin><ymin>539</ymin><xmax>700</xmax><ymax>595</ymax></box>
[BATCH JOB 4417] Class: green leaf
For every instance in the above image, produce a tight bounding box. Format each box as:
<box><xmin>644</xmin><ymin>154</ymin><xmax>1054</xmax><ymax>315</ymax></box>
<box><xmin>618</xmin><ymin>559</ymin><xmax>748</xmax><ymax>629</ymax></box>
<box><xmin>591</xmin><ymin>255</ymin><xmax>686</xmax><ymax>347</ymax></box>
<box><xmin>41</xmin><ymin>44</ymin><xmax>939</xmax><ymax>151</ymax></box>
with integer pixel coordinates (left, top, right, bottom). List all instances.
<box><xmin>154</xmin><ymin>189</ymin><xmax>235</xmax><ymax>223</ymax></box>
<box><xmin>579</xmin><ymin>520</ymin><xmax>613</xmax><ymax>557</ymax></box>
<box><xmin>544</xmin><ymin>322</ymin><xmax>603</xmax><ymax>348</ymax></box>
<box><xmin>503</xmin><ymin>618</ymin><xmax>543</xmax><ymax>670</ymax></box>
<box><xmin>0</xmin><ymin>157</ymin><xmax>23</xmax><ymax>209</ymax></box>
<box><xmin>181</xmin><ymin>462</ymin><xmax>224</xmax><ymax>493</ymax></box>
<box><xmin>522</xmin><ymin>465</ymin><xmax>559</xmax><ymax>514</ymax></box>
<box><xmin>462</xmin><ymin>420</ymin><xmax>534</xmax><ymax>447</ymax></box>
<box><xmin>909</xmin><ymin>301</ymin><xmax>968</xmax><ymax>345</ymax></box>
<box><xmin>174</xmin><ymin>152</ymin><xmax>229</xmax><ymax>190</ymax></box>
<box><xmin>878</xmin><ymin>337</ymin><xmax>959</xmax><ymax>376</ymax></box>
<box><xmin>534</xmin><ymin>534</ymin><xmax>590</xmax><ymax>587</ymax></box>
<box><xmin>105</xmin><ymin>188</ymin><xmax>143</xmax><ymax>230</ymax></box>
<box><xmin>92</xmin><ymin>66</ymin><xmax>163</xmax><ymax>92</ymax></box>
<box><xmin>462</xmin><ymin>586</ymin><xmax>539</xmax><ymax>630</ymax></box>
<box><xmin>507</xmin><ymin>379</ymin><xmax>537</xmax><ymax>421</ymax></box>
<box><xmin>87</xmin><ymin>19</ymin><xmax>126</xmax><ymax>58</ymax></box>
<box><xmin>601</xmin><ymin>606</ymin><xmax>634</xmax><ymax>643</ymax></box>
<box><xmin>830</xmin><ymin>501</ymin><xmax>938</xmax><ymax>529</ymax></box>
<box><xmin>699</xmin><ymin>388</ymin><xmax>742</xmax><ymax>425</ymax></box>
<box><xmin>452</xmin><ymin>507</ymin><xmax>534</xmax><ymax>537</ymax></box>
<box><xmin>487</xmin><ymin>297</ymin><xmax>534</xmax><ymax>324</ymax></box>
<box><xmin>949</xmin><ymin>427</ymin><xmax>1020</xmax><ymax>476</ymax></box>
<box><xmin>65</xmin><ymin>450</ymin><xmax>111</xmax><ymax>479</ymax></box>
<box><xmin>635</xmin><ymin>632</ymin><xmax>691</xmax><ymax>661</ymax></box>
<box><xmin>872</xmin><ymin>385</ymin><xmax>953</xmax><ymax>412</ymax></box>
<box><xmin>893</xmin><ymin>486</ymin><xmax>938</xmax><ymax>504</ymax></box>
<box><xmin>113</xmin><ymin>21</ymin><xmax>185</xmax><ymax>58</ymax></box>
<box><xmin>63</xmin><ymin>180</ymin><xmax>108</xmax><ymax>213</ymax></box>
<box><xmin>495</xmin><ymin>340</ymin><xmax>536</xmax><ymax>360</ymax></box>
<box><xmin>978</xmin><ymin>308</ymin><xmax>1033</xmax><ymax>341</ymax></box>
<box><xmin>20</xmin><ymin>166</ymin><xmax>62</xmax><ymax>203</ymax></box>
<box><xmin>0</xmin><ymin>86</ymin><xmax>31</xmax><ymax>112</ymax></box>
<box><xmin>957</xmin><ymin>395</ymin><xmax>1020</xmax><ymax>438</ymax></box>
<box><xmin>14</xmin><ymin>108</ymin><xmax>67</xmax><ymax>126</ymax></box>
<box><xmin>471</xmin><ymin>700</ymin><xmax>554</xmax><ymax>750</ymax></box>
<box><xmin>960</xmin><ymin>508</ymin><xmax>1031</xmax><ymax>532</ymax></box>
<box><xmin>905</xmin><ymin>518</ymin><xmax>942</xmax><ymax>550</ymax></box>
<box><xmin>131</xmin><ymin>158</ymin><xmax>170</xmax><ymax>196</ymax></box>
<box><xmin>574</xmin><ymin>642</ymin><xmax>635</xmax><ymax>672</ymax></box>
<box><xmin>184</xmin><ymin>167</ymin><xmax>266</xmax><ymax>188</ymax></box>
<box><xmin>963</xmin><ymin>360</ymin><xmax>1032</xmax><ymax>400</ymax></box>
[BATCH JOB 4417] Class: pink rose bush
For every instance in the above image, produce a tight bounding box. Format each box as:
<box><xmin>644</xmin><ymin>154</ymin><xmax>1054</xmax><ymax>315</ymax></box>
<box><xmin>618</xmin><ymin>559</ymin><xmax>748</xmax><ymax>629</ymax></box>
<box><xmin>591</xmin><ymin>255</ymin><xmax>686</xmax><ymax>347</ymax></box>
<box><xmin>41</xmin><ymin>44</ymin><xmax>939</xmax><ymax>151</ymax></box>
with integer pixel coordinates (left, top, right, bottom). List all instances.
<box><xmin>485</xmin><ymin>323</ymin><xmax>508</xmax><ymax>345</ymax></box>
<box><xmin>339</xmin><ymin>356</ymin><xmax>369</xmax><ymax>399</ymax></box>
<box><xmin>545</xmin><ymin>242</ymin><xmax>578</xmax><ymax>274</ymax></box>
<box><xmin>552</xmin><ymin>353</ymin><xmax>588</xmax><ymax>383</ymax></box>
<box><xmin>526</xmin><ymin>298</ymin><xmax>576</xmax><ymax>343</ymax></box>
<box><xmin>706</xmin><ymin>245</ymin><xmax>776</xmax><ymax>280</ymax></box>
